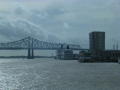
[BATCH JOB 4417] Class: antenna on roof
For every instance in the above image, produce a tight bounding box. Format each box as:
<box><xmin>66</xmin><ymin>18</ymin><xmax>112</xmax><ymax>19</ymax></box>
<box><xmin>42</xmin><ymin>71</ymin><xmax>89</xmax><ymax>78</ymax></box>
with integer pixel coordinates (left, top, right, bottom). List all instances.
<box><xmin>113</xmin><ymin>44</ymin><xmax>115</xmax><ymax>50</ymax></box>
<box><xmin>116</xmin><ymin>41</ymin><xmax>119</xmax><ymax>50</ymax></box>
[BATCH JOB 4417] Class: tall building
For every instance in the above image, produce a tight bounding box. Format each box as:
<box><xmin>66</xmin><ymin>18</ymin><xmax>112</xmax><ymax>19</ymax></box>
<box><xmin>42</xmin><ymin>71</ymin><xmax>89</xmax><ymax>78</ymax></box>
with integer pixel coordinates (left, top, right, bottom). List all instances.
<box><xmin>89</xmin><ymin>31</ymin><xmax>105</xmax><ymax>52</ymax></box>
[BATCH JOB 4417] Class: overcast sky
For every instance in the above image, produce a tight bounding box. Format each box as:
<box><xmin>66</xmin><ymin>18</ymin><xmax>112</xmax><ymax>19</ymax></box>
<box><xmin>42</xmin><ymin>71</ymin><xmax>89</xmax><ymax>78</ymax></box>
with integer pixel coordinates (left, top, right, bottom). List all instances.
<box><xmin>0</xmin><ymin>0</ymin><xmax>120</xmax><ymax>48</ymax></box>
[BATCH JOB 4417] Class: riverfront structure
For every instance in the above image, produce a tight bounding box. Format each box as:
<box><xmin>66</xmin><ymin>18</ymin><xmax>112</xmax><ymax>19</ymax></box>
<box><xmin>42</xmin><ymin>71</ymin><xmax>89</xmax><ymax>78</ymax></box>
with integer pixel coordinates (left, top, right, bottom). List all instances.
<box><xmin>56</xmin><ymin>45</ymin><xmax>74</xmax><ymax>60</ymax></box>
<box><xmin>79</xmin><ymin>31</ymin><xmax>120</xmax><ymax>62</ymax></box>
<box><xmin>89</xmin><ymin>31</ymin><xmax>105</xmax><ymax>52</ymax></box>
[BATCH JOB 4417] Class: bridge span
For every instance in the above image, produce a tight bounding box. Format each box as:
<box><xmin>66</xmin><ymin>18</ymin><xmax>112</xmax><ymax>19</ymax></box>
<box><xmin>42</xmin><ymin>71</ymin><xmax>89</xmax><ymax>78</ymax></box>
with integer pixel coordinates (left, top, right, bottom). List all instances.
<box><xmin>0</xmin><ymin>36</ymin><xmax>84</xmax><ymax>59</ymax></box>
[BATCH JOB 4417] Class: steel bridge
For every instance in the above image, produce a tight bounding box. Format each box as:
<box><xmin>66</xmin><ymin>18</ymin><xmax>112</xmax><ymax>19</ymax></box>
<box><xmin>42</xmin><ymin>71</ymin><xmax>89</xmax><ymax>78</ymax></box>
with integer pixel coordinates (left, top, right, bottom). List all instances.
<box><xmin>0</xmin><ymin>36</ymin><xmax>83</xmax><ymax>59</ymax></box>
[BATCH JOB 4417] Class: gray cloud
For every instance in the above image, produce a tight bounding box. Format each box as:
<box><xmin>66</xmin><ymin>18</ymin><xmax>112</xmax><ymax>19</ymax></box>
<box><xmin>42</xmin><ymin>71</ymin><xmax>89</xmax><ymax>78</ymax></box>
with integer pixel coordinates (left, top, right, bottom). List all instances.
<box><xmin>0</xmin><ymin>0</ymin><xmax>120</xmax><ymax>48</ymax></box>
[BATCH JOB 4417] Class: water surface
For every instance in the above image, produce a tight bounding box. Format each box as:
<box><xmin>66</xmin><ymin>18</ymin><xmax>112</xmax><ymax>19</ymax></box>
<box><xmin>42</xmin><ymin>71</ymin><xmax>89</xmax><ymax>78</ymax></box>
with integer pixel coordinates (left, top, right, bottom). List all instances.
<box><xmin>0</xmin><ymin>58</ymin><xmax>120</xmax><ymax>90</ymax></box>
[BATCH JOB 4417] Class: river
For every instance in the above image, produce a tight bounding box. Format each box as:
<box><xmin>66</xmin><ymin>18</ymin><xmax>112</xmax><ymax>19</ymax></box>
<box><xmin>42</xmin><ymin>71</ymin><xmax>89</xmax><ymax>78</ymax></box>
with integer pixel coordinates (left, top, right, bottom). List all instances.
<box><xmin>0</xmin><ymin>51</ymin><xmax>120</xmax><ymax>90</ymax></box>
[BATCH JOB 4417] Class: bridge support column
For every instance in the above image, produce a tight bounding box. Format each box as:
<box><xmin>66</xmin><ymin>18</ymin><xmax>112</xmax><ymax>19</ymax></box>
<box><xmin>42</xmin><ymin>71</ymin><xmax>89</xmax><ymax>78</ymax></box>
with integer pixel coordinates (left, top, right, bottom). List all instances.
<box><xmin>28</xmin><ymin>48</ymin><xmax>34</xmax><ymax>59</ymax></box>
<box><xmin>27</xmin><ymin>37</ymin><xmax>34</xmax><ymax>59</ymax></box>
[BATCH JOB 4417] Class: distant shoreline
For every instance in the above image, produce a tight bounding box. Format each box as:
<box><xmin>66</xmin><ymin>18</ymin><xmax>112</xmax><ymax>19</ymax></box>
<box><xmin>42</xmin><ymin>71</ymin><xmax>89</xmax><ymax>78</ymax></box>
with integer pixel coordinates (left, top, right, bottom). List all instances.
<box><xmin>0</xmin><ymin>56</ymin><xmax>55</xmax><ymax>59</ymax></box>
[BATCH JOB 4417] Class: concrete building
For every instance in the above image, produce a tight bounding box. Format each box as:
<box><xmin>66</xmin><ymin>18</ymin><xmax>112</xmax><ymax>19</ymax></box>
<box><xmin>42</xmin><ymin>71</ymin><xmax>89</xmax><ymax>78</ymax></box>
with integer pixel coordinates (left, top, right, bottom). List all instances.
<box><xmin>89</xmin><ymin>31</ymin><xmax>105</xmax><ymax>52</ymax></box>
<box><xmin>79</xmin><ymin>31</ymin><xmax>120</xmax><ymax>62</ymax></box>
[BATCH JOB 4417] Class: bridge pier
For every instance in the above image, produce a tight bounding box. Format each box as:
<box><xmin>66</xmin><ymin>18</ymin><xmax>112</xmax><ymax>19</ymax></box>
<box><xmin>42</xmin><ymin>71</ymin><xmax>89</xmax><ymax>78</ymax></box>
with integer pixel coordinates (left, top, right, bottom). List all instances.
<box><xmin>27</xmin><ymin>37</ymin><xmax>34</xmax><ymax>59</ymax></box>
<box><xmin>28</xmin><ymin>48</ymin><xmax>34</xmax><ymax>59</ymax></box>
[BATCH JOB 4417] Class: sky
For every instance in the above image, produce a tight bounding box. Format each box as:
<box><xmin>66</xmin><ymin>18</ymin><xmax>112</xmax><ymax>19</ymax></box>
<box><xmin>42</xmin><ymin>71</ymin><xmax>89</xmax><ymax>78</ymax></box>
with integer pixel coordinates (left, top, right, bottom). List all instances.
<box><xmin>0</xmin><ymin>0</ymin><xmax>120</xmax><ymax>48</ymax></box>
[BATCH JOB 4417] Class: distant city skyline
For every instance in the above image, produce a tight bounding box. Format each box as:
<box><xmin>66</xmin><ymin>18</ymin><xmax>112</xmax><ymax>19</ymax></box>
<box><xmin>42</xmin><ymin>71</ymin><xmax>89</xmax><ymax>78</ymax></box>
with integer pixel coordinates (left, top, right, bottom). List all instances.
<box><xmin>0</xmin><ymin>0</ymin><xmax>120</xmax><ymax>49</ymax></box>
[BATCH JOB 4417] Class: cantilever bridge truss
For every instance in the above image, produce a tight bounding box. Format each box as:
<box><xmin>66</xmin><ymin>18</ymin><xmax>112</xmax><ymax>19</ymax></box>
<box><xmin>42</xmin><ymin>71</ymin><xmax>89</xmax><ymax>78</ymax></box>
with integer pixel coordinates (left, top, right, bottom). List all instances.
<box><xmin>0</xmin><ymin>36</ymin><xmax>81</xmax><ymax>50</ymax></box>
<box><xmin>0</xmin><ymin>36</ymin><xmax>81</xmax><ymax>59</ymax></box>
